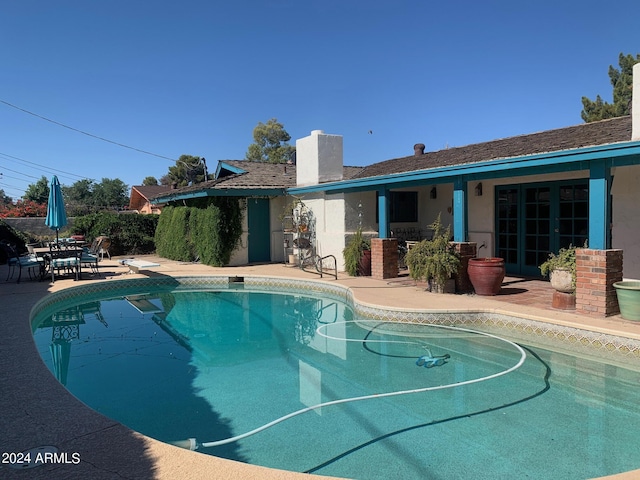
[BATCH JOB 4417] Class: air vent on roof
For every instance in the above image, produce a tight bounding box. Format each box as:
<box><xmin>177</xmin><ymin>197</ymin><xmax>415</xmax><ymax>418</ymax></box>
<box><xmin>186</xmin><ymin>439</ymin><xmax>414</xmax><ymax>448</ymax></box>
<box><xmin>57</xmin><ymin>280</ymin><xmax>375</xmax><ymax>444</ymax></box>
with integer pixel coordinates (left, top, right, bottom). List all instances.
<box><xmin>414</xmin><ymin>143</ymin><xmax>426</xmax><ymax>155</ymax></box>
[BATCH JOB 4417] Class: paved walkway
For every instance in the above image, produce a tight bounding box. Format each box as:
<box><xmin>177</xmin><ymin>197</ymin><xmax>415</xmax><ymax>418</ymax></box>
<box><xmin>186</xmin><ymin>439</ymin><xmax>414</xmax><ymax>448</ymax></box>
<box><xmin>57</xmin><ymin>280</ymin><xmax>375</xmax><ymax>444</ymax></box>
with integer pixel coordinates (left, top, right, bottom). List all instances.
<box><xmin>1</xmin><ymin>256</ymin><xmax>639</xmax><ymax>479</ymax></box>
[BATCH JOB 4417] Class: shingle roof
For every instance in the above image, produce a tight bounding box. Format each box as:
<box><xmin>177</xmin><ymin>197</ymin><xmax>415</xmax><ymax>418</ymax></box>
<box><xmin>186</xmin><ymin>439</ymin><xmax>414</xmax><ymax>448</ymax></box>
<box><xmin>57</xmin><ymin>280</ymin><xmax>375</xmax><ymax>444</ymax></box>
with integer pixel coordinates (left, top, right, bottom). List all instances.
<box><xmin>131</xmin><ymin>185</ymin><xmax>174</xmax><ymax>199</ymax></box>
<box><xmin>150</xmin><ymin>160</ymin><xmax>364</xmax><ymax>199</ymax></box>
<box><xmin>353</xmin><ymin>116</ymin><xmax>632</xmax><ymax>180</ymax></box>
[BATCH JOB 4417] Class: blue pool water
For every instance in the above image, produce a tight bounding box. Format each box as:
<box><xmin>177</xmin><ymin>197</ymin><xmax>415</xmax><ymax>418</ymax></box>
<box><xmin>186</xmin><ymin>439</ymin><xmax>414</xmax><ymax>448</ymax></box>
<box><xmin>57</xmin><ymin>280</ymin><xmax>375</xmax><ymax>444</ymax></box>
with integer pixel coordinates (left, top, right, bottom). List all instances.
<box><xmin>32</xmin><ymin>286</ymin><xmax>640</xmax><ymax>479</ymax></box>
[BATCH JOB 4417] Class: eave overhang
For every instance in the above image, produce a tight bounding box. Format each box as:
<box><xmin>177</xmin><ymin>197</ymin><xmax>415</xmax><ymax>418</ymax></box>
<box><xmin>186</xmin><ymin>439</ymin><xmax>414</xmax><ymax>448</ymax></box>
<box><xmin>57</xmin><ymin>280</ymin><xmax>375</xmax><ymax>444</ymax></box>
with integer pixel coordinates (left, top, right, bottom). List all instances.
<box><xmin>150</xmin><ymin>187</ymin><xmax>287</xmax><ymax>204</ymax></box>
<box><xmin>287</xmin><ymin>141</ymin><xmax>640</xmax><ymax>195</ymax></box>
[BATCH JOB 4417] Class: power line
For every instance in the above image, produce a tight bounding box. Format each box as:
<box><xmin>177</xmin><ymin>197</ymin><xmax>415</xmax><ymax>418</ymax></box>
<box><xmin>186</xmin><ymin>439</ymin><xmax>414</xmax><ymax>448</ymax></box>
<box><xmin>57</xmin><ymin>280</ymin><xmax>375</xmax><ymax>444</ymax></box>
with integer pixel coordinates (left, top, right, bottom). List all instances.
<box><xmin>0</xmin><ymin>151</ymin><xmax>92</xmax><ymax>181</ymax></box>
<box><xmin>0</xmin><ymin>99</ymin><xmax>177</xmax><ymax>162</ymax></box>
<box><xmin>0</xmin><ymin>164</ymin><xmax>41</xmax><ymax>181</ymax></box>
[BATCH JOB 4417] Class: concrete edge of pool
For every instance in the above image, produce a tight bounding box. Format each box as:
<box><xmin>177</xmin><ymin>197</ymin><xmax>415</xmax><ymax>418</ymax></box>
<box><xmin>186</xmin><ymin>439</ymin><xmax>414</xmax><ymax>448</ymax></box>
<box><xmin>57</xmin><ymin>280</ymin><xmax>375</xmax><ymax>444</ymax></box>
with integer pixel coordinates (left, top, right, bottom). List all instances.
<box><xmin>2</xmin><ymin>256</ymin><xmax>640</xmax><ymax>480</ymax></box>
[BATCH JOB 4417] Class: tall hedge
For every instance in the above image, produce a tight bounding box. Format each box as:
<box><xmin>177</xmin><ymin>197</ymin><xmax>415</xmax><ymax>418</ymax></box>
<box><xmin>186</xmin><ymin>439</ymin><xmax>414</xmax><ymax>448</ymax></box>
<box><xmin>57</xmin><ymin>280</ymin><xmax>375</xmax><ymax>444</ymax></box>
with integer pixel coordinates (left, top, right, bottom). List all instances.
<box><xmin>155</xmin><ymin>197</ymin><xmax>243</xmax><ymax>266</ymax></box>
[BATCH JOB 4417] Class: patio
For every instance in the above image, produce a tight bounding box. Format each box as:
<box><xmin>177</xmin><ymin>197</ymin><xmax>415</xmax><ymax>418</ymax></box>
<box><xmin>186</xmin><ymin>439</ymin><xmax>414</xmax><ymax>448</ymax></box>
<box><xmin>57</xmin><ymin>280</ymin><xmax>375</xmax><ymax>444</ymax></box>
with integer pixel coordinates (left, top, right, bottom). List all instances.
<box><xmin>1</xmin><ymin>255</ymin><xmax>640</xmax><ymax>479</ymax></box>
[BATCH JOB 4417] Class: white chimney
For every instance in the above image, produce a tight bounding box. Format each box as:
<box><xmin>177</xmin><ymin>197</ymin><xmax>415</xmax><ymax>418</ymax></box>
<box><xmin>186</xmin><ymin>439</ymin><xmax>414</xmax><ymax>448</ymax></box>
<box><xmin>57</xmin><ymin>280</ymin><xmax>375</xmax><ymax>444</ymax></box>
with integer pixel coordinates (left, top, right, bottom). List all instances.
<box><xmin>295</xmin><ymin>130</ymin><xmax>343</xmax><ymax>186</ymax></box>
<box><xmin>633</xmin><ymin>63</ymin><xmax>640</xmax><ymax>141</ymax></box>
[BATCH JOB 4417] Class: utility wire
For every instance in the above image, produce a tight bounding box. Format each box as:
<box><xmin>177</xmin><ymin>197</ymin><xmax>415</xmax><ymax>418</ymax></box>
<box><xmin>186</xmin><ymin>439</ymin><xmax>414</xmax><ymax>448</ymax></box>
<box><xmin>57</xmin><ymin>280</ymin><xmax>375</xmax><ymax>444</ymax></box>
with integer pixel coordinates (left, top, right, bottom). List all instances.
<box><xmin>0</xmin><ymin>164</ymin><xmax>41</xmax><ymax>180</ymax></box>
<box><xmin>0</xmin><ymin>99</ymin><xmax>177</xmax><ymax>162</ymax></box>
<box><xmin>0</xmin><ymin>151</ymin><xmax>93</xmax><ymax>181</ymax></box>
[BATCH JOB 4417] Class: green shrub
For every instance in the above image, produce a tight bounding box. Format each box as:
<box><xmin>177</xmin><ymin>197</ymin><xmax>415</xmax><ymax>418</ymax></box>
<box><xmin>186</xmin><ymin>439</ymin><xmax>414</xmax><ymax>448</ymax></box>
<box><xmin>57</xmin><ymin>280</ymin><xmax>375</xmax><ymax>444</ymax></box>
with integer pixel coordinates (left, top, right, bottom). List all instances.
<box><xmin>342</xmin><ymin>228</ymin><xmax>371</xmax><ymax>276</ymax></box>
<box><xmin>73</xmin><ymin>212</ymin><xmax>159</xmax><ymax>255</ymax></box>
<box><xmin>155</xmin><ymin>198</ymin><xmax>243</xmax><ymax>266</ymax></box>
<box><xmin>405</xmin><ymin>214</ymin><xmax>460</xmax><ymax>290</ymax></box>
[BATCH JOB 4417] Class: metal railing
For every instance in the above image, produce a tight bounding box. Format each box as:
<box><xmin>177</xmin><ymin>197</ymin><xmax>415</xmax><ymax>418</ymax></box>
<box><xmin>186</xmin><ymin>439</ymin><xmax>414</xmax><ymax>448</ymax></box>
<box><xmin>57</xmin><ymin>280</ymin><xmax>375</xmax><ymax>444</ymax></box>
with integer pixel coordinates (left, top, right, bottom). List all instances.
<box><xmin>315</xmin><ymin>254</ymin><xmax>337</xmax><ymax>280</ymax></box>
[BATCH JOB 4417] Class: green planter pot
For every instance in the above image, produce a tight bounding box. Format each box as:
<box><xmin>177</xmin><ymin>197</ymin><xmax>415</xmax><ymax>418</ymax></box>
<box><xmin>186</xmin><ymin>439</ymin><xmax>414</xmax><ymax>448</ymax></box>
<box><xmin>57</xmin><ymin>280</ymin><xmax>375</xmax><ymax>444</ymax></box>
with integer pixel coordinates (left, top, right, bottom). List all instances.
<box><xmin>614</xmin><ymin>281</ymin><xmax>640</xmax><ymax>321</ymax></box>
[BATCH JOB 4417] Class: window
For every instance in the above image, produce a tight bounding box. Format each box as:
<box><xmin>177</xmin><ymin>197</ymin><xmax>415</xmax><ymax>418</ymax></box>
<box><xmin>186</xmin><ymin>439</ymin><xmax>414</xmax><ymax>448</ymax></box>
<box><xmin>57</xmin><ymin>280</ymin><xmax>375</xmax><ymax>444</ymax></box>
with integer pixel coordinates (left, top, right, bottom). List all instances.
<box><xmin>376</xmin><ymin>191</ymin><xmax>418</xmax><ymax>223</ymax></box>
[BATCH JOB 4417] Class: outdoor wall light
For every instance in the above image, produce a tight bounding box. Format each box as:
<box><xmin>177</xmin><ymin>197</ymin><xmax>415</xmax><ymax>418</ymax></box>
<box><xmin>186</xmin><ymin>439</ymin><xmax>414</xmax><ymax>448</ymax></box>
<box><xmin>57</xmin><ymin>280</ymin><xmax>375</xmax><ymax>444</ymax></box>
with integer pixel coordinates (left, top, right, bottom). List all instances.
<box><xmin>475</xmin><ymin>182</ymin><xmax>483</xmax><ymax>196</ymax></box>
<box><xmin>430</xmin><ymin>187</ymin><xmax>437</xmax><ymax>199</ymax></box>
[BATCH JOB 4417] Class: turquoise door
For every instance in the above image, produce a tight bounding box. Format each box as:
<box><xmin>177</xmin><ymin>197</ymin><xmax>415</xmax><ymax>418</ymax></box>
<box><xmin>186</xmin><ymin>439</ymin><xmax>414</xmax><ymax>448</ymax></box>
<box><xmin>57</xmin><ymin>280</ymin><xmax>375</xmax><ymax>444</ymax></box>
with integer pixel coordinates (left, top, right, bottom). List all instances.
<box><xmin>496</xmin><ymin>180</ymin><xmax>589</xmax><ymax>276</ymax></box>
<box><xmin>248</xmin><ymin>198</ymin><xmax>271</xmax><ymax>263</ymax></box>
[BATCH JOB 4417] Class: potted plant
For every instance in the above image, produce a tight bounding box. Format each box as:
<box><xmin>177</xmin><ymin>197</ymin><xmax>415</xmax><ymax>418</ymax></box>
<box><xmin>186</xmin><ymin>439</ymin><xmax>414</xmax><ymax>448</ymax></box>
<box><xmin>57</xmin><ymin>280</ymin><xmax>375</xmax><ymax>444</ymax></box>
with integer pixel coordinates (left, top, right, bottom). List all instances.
<box><xmin>405</xmin><ymin>214</ymin><xmax>460</xmax><ymax>293</ymax></box>
<box><xmin>539</xmin><ymin>244</ymin><xmax>577</xmax><ymax>294</ymax></box>
<box><xmin>343</xmin><ymin>227</ymin><xmax>371</xmax><ymax>276</ymax></box>
<box><xmin>613</xmin><ymin>281</ymin><xmax>640</xmax><ymax>321</ymax></box>
<box><xmin>468</xmin><ymin>256</ymin><xmax>506</xmax><ymax>296</ymax></box>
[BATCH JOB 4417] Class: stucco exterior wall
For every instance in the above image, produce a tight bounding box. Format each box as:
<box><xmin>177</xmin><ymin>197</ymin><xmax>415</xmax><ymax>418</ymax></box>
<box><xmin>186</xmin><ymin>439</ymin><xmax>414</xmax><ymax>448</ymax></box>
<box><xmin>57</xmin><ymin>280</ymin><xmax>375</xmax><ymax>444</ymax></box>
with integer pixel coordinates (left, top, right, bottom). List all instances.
<box><xmin>228</xmin><ymin>199</ymin><xmax>248</xmax><ymax>266</ymax></box>
<box><xmin>611</xmin><ymin>165</ymin><xmax>640</xmax><ymax>279</ymax></box>
<box><xmin>270</xmin><ymin>196</ymin><xmax>287</xmax><ymax>263</ymax></box>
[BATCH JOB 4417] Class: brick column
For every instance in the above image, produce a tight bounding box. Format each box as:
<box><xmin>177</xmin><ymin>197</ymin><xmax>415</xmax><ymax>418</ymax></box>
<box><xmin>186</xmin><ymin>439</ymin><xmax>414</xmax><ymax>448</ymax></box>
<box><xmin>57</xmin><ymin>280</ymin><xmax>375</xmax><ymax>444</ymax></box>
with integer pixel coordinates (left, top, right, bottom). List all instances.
<box><xmin>452</xmin><ymin>242</ymin><xmax>477</xmax><ymax>294</ymax></box>
<box><xmin>371</xmin><ymin>238</ymin><xmax>398</xmax><ymax>280</ymax></box>
<box><xmin>575</xmin><ymin>248</ymin><xmax>623</xmax><ymax>317</ymax></box>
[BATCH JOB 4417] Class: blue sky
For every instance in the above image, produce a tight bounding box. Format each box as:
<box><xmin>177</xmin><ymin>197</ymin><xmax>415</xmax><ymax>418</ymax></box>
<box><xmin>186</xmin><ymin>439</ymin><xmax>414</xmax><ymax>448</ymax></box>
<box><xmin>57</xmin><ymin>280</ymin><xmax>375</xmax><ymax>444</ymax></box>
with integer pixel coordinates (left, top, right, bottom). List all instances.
<box><xmin>1</xmin><ymin>1</ymin><xmax>638</xmax><ymax>200</ymax></box>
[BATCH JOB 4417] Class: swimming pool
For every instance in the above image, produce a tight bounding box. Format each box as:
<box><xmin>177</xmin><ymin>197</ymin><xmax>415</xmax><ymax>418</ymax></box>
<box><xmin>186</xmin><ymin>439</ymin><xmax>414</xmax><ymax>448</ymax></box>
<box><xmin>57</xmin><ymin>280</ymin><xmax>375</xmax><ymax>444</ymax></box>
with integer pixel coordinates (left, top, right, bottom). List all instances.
<box><xmin>31</xmin><ymin>277</ymin><xmax>640</xmax><ymax>479</ymax></box>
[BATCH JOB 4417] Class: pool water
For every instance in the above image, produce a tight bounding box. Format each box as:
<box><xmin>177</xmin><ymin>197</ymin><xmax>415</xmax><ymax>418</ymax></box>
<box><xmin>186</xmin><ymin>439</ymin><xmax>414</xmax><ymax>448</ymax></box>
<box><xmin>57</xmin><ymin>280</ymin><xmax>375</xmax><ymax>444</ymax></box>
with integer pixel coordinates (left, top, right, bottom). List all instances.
<box><xmin>32</xmin><ymin>287</ymin><xmax>640</xmax><ymax>479</ymax></box>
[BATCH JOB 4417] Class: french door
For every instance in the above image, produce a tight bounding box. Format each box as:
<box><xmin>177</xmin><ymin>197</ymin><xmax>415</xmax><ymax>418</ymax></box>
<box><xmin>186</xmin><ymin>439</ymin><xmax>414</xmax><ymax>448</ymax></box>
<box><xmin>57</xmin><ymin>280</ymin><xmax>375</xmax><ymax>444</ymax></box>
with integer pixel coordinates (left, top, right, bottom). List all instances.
<box><xmin>496</xmin><ymin>181</ymin><xmax>589</xmax><ymax>276</ymax></box>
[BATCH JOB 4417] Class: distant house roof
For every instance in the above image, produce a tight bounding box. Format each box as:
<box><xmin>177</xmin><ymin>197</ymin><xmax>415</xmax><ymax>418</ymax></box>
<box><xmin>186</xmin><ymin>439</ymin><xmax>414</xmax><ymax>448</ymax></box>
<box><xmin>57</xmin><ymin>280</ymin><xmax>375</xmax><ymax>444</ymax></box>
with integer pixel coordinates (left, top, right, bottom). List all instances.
<box><xmin>353</xmin><ymin>116</ymin><xmax>632</xmax><ymax>180</ymax></box>
<box><xmin>150</xmin><ymin>160</ymin><xmax>364</xmax><ymax>203</ymax></box>
<box><xmin>131</xmin><ymin>185</ymin><xmax>174</xmax><ymax>199</ymax></box>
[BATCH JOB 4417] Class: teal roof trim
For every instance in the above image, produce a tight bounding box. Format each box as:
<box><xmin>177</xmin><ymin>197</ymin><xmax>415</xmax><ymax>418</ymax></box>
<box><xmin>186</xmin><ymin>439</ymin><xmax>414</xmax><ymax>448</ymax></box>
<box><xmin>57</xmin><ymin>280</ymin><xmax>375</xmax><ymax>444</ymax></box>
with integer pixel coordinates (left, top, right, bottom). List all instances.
<box><xmin>288</xmin><ymin>141</ymin><xmax>640</xmax><ymax>195</ymax></box>
<box><xmin>151</xmin><ymin>188</ymin><xmax>286</xmax><ymax>203</ymax></box>
<box><xmin>215</xmin><ymin>161</ymin><xmax>247</xmax><ymax>177</ymax></box>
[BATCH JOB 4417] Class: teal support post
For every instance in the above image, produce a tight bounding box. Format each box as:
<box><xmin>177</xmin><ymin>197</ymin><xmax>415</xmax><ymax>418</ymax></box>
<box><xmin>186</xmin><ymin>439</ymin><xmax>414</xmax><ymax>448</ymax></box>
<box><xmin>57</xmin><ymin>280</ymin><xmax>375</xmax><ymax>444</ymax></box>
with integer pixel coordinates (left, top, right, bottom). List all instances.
<box><xmin>589</xmin><ymin>159</ymin><xmax>611</xmax><ymax>250</ymax></box>
<box><xmin>378</xmin><ymin>186</ymin><xmax>390</xmax><ymax>239</ymax></box>
<box><xmin>452</xmin><ymin>178</ymin><xmax>468</xmax><ymax>242</ymax></box>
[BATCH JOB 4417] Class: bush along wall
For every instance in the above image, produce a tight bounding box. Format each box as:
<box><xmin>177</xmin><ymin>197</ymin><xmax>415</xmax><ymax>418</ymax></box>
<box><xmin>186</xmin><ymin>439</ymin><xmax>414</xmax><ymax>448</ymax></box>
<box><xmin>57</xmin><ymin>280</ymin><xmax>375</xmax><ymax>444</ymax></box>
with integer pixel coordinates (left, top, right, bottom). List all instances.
<box><xmin>73</xmin><ymin>212</ymin><xmax>158</xmax><ymax>256</ymax></box>
<box><xmin>155</xmin><ymin>197</ymin><xmax>244</xmax><ymax>267</ymax></box>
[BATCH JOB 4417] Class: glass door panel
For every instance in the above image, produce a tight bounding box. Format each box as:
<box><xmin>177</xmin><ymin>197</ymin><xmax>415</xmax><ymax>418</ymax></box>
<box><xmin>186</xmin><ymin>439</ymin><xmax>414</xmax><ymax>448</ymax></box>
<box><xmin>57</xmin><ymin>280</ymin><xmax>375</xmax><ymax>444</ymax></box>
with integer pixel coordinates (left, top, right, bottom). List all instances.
<box><xmin>495</xmin><ymin>180</ymin><xmax>588</xmax><ymax>276</ymax></box>
<box><xmin>523</xmin><ymin>186</ymin><xmax>551</xmax><ymax>275</ymax></box>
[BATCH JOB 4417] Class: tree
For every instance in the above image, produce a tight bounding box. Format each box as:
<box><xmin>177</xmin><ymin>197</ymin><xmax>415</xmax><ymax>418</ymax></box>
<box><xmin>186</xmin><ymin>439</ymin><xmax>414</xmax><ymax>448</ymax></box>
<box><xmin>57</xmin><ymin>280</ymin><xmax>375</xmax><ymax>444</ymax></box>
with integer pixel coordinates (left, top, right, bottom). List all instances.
<box><xmin>0</xmin><ymin>189</ymin><xmax>12</xmax><ymax>205</ymax></box>
<box><xmin>63</xmin><ymin>178</ymin><xmax>129</xmax><ymax>214</ymax></box>
<box><xmin>245</xmin><ymin>118</ymin><xmax>296</xmax><ymax>164</ymax></box>
<box><xmin>142</xmin><ymin>176</ymin><xmax>159</xmax><ymax>186</ymax></box>
<box><xmin>581</xmin><ymin>53</ymin><xmax>640</xmax><ymax>122</ymax></box>
<box><xmin>91</xmin><ymin>178</ymin><xmax>129</xmax><ymax>209</ymax></box>
<box><xmin>64</xmin><ymin>179</ymin><xmax>93</xmax><ymax>206</ymax></box>
<box><xmin>23</xmin><ymin>176</ymin><xmax>50</xmax><ymax>204</ymax></box>
<box><xmin>166</xmin><ymin>155</ymin><xmax>206</xmax><ymax>187</ymax></box>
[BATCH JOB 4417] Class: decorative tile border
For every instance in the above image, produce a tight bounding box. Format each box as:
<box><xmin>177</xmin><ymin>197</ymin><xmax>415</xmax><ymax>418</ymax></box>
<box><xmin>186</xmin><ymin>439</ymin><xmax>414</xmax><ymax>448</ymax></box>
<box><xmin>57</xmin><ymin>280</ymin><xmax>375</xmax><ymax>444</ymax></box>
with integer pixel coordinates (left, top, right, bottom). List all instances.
<box><xmin>30</xmin><ymin>275</ymin><xmax>640</xmax><ymax>366</ymax></box>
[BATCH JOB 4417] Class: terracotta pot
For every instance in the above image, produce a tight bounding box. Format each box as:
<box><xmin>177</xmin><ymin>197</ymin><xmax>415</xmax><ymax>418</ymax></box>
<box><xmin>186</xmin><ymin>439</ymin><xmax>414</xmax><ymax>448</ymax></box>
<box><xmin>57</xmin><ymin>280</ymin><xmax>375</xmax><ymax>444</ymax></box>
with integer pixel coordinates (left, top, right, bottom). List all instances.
<box><xmin>357</xmin><ymin>249</ymin><xmax>372</xmax><ymax>276</ymax></box>
<box><xmin>468</xmin><ymin>257</ymin><xmax>505</xmax><ymax>296</ymax></box>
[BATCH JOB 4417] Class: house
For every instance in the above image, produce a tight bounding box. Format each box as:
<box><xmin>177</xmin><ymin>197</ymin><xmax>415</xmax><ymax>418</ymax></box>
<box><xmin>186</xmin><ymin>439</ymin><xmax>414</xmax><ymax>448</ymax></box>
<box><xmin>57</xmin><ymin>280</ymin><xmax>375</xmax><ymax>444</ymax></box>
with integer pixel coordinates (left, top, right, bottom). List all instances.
<box><xmin>150</xmin><ymin>159</ymin><xmax>362</xmax><ymax>265</ymax></box>
<box><xmin>128</xmin><ymin>185</ymin><xmax>174</xmax><ymax>214</ymax></box>
<box><xmin>152</xmin><ymin>64</ymin><xmax>640</xmax><ymax>317</ymax></box>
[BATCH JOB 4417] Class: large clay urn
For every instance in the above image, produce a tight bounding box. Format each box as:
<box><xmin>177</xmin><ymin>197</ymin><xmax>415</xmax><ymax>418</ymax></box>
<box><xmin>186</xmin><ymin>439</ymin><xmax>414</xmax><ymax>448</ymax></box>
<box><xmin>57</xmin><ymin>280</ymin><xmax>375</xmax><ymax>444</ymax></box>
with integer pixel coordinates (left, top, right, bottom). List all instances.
<box><xmin>468</xmin><ymin>257</ymin><xmax>505</xmax><ymax>296</ymax></box>
<box><xmin>357</xmin><ymin>249</ymin><xmax>372</xmax><ymax>276</ymax></box>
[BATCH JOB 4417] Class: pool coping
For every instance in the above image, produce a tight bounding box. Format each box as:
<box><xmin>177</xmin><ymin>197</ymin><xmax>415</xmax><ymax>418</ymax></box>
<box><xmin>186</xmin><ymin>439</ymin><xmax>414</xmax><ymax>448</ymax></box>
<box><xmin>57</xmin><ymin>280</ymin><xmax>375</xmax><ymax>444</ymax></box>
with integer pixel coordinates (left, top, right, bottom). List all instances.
<box><xmin>3</xmin><ymin>260</ymin><xmax>640</xmax><ymax>479</ymax></box>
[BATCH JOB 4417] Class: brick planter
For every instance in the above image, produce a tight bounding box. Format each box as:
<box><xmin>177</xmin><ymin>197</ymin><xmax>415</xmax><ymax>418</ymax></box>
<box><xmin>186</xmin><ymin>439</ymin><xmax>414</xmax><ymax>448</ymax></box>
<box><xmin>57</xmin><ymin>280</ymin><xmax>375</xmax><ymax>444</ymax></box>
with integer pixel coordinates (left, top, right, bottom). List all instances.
<box><xmin>575</xmin><ymin>249</ymin><xmax>623</xmax><ymax>317</ymax></box>
<box><xmin>371</xmin><ymin>238</ymin><xmax>398</xmax><ymax>280</ymax></box>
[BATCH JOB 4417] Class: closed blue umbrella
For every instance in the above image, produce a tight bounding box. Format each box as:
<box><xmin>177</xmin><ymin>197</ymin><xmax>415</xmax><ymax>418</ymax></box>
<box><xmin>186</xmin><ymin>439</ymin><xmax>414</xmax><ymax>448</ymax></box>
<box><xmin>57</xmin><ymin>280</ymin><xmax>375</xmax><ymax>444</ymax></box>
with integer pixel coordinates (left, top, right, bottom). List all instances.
<box><xmin>45</xmin><ymin>175</ymin><xmax>67</xmax><ymax>243</ymax></box>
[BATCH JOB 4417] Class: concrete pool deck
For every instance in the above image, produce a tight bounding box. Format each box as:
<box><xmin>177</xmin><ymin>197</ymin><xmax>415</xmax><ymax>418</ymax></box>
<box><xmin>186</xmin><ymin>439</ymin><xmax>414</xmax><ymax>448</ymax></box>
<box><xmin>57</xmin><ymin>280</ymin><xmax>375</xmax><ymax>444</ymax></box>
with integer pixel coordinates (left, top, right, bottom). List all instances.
<box><xmin>1</xmin><ymin>255</ymin><xmax>639</xmax><ymax>480</ymax></box>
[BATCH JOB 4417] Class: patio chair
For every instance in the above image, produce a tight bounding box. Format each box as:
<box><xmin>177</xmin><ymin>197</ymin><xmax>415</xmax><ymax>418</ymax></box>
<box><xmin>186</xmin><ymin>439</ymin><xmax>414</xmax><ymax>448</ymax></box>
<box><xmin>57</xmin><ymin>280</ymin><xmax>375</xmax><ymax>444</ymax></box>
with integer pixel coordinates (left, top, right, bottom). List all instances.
<box><xmin>0</xmin><ymin>241</ymin><xmax>45</xmax><ymax>283</ymax></box>
<box><xmin>97</xmin><ymin>236</ymin><xmax>111</xmax><ymax>260</ymax></box>
<box><xmin>80</xmin><ymin>245</ymin><xmax>101</xmax><ymax>277</ymax></box>
<box><xmin>48</xmin><ymin>243</ymin><xmax>81</xmax><ymax>282</ymax></box>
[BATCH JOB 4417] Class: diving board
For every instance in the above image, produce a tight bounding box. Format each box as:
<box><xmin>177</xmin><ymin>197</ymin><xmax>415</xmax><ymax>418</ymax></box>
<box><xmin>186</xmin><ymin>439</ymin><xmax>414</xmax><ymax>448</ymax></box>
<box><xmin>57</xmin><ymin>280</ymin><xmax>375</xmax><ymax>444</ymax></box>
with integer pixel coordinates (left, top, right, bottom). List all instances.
<box><xmin>121</xmin><ymin>259</ymin><xmax>161</xmax><ymax>274</ymax></box>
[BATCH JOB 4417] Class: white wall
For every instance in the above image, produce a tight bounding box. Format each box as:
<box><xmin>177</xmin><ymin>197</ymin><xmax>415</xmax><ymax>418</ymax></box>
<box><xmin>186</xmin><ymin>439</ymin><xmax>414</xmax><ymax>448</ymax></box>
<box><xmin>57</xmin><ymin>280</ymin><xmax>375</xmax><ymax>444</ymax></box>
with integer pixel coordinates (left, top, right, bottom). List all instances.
<box><xmin>228</xmin><ymin>198</ymin><xmax>248</xmax><ymax>266</ymax></box>
<box><xmin>270</xmin><ymin>196</ymin><xmax>288</xmax><ymax>262</ymax></box>
<box><xmin>611</xmin><ymin>165</ymin><xmax>640</xmax><ymax>279</ymax></box>
<box><xmin>633</xmin><ymin>63</ymin><xmax>640</xmax><ymax>141</ymax></box>
<box><xmin>304</xmin><ymin>193</ymin><xmax>347</xmax><ymax>270</ymax></box>
<box><xmin>296</xmin><ymin>130</ymin><xmax>343</xmax><ymax>186</ymax></box>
